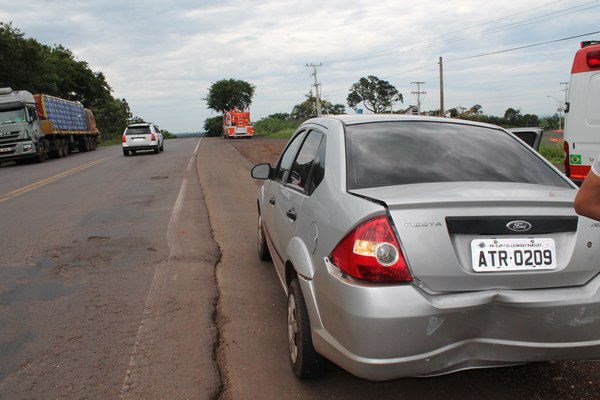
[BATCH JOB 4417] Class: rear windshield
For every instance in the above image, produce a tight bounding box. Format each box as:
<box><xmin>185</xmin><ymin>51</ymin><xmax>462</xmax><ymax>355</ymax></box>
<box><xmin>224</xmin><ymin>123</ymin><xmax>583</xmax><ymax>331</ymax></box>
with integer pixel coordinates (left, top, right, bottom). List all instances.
<box><xmin>125</xmin><ymin>126</ymin><xmax>150</xmax><ymax>135</ymax></box>
<box><xmin>345</xmin><ymin>121</ymin><xmax>571</xmax><ymax>189</ymax></box>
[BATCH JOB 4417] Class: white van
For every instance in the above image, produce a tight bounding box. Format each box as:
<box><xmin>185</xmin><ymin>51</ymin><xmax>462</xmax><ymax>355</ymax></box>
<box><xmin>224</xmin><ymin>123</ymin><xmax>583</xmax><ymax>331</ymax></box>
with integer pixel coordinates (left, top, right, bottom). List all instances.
<box><xmin>563</xmin><ymin>40</ymin><xmax>600</xmax><ymax>184</ymax></box>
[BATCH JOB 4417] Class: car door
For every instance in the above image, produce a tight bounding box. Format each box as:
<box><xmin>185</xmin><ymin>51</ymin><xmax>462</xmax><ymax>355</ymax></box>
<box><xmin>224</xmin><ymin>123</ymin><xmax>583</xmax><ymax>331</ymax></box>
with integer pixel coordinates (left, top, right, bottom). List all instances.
<box><xmin>508</xmin><ymin>127</ymin><xmax>543</xmax><ymax>151</ymax></box>
<box><xmin>269</xmin><ymin>129</ymin><xmax>324</xmax><ymax>276</ymax></box>
<box><xmin>264</xmin><ymin>130</ymin><xmax>306</xmax><ymax>269</ymax></box>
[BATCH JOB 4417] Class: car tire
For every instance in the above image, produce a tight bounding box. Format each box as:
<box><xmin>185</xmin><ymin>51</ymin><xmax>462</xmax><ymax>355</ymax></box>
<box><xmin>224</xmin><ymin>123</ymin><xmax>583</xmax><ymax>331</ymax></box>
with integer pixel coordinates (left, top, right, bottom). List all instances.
<box><xmin>160</xmin><ymin>141</ymin><xmax>164</xmax><ymax>151</ymax></box>
<box><xmin>288</xmin><ymin>279</ymin><xmax>328</xmax><ymax>379</ymax></box>
<box><xmin>154</xmin><ymin>145</ymin><xmax>159</xmax><ymax>154</ymax></box>
<box><xmin>123</xmin><ymin>148</ymin><xmax>129</xmax><ymax>156</ymax></box>
<box><xmin>257</xmin><ymin>214</ymin><xmax>271</xmax><ymax>261</ymax></box>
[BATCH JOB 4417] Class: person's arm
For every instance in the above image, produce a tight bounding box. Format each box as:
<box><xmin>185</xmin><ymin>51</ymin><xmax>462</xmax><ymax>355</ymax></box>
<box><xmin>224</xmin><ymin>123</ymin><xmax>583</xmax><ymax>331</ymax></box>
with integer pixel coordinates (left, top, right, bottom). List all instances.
<box><xmin>574</xmin><ymin>171</ymin><xmax>600</xmax><ymax>221</ymax></box>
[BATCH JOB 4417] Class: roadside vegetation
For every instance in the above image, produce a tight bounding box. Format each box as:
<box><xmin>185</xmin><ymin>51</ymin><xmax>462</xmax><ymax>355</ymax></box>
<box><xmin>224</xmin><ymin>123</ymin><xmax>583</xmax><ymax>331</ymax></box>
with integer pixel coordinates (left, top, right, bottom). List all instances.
<box><xmin>0</xmin><ymin>23</ymin><xmax>148</xmax><ymax>143</ymax></box>
<box><xmin>539</xmin><ymin>142</ymin><xmax>566</xmax><ymax>165</ymax></box>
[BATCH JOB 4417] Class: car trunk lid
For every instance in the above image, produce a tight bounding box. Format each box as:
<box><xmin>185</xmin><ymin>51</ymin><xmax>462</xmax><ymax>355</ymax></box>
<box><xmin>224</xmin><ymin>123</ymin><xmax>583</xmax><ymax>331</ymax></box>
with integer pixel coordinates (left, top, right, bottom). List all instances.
<box><xmin>350</xmin><ymin>182</ymin><xmax>600</xmax><ymax>292</ymax></box>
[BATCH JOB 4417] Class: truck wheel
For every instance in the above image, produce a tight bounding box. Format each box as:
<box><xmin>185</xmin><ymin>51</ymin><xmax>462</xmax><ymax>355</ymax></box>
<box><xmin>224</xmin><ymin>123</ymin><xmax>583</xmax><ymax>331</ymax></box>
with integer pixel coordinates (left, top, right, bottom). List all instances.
<box><xmin>79</xmin><ymin>138</ymin><xmax>87</xmax><ymax>152</ymax></box>
<box><xmin>35</xmin><ymin>140</ymin><xmax>48</xmax><ymax>163</ymax></box>
<box><xmin>57</xmin><ymin>139</ymin><xmax>65</xmax><ymax>158</ymax></box>
<box><xmin>288</xmin><ymin>279</ymin><xmax>328</xmax><ymax>379</ymax></box>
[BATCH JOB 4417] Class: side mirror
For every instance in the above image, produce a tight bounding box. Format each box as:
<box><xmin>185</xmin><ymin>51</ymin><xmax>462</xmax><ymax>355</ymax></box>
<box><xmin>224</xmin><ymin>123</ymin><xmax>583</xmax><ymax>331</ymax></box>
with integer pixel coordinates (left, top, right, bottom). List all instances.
<box><xmin>27</xmin><ymin>107</ymin><xmax>38</xmax><ymax>123</ymax></box>
<box><xmin>251</xmin><ymin>163</ymin><xmax>273</xmax><ymax>180</ymax></box>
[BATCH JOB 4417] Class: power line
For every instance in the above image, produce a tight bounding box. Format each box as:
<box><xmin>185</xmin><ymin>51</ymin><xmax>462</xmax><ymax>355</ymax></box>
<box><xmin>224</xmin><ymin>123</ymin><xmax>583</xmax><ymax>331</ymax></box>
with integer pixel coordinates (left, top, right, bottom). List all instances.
<box><xmin>321</xmin><ymin>0</ymin><xmax>598</xmax><ymax>65</ymax></box>
<box><xmin>445</xmin><ymin>30</ymin><xmax>600</xmax><ymax>63</ymax></box>
<box><xmin>322</xmin><ymin>30</ymin><xmax>600</xmax><ymax>96</ymax></box>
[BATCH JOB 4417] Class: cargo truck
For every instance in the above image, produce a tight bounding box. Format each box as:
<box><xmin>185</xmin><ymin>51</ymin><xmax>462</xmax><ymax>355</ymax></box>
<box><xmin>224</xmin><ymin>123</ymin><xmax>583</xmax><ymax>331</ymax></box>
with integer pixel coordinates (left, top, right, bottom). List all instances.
<box><xmin>0</xmin><ymin>87</ymin><xmax>99</xmax><ymax>164</ymax></box>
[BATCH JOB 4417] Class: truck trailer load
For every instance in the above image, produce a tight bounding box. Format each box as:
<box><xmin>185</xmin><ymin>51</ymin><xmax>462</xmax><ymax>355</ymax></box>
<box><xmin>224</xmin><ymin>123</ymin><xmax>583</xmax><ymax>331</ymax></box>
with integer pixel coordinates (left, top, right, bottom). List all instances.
<box><xmin>0</xmin><ymin>87</ymin><xmax>99</xmax><ymax>163</ymax></box>
<box><xmin>223</xmin><ymin>108</ymin><xmax>254</xmax><ymax>138</ymax></box>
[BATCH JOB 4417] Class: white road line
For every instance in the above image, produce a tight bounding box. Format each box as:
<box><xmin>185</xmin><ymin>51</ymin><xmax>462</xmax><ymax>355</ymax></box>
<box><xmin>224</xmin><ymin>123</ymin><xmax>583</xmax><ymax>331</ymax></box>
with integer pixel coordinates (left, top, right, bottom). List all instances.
<box><xmin>167</xmin><ymin>178</ymin><xmax>188</xmax><ymax>257</ymax></box>
<box><xmin>120</xmin><ymin>176</ymin><xmax>188</xmax><ymax>397</ymax></box>
<box><xmin>187</xmin><ymin>138</ymin><xmax>201</xmax><ymax>171</ymax></box>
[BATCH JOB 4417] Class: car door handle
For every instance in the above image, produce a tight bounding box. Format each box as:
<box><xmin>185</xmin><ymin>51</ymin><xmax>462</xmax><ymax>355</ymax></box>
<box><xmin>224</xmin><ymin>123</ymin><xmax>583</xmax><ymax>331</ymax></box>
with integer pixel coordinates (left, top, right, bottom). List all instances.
<box><xmin>286</xmin><ymin>209</ymin><xmax>297</xmax><ymax>221</ymax></box>
<box><xmin>269</xmin><ymin>197</ymin><xmax>275</xmax><ymax>206</ymax></box>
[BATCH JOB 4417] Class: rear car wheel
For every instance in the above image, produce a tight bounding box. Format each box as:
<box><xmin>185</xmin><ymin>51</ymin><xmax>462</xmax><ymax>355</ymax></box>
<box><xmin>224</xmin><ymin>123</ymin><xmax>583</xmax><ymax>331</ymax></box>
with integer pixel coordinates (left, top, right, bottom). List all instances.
<box><xmin>123</xmin><ymin>148</ymin><xmax>129</xmax><ymax>156</ymax></box>
<box><xmin>154</xmin><ymin>145</ymin><xmax>159</xmax><ymax>154</ymax></box>
<box><xmin>257</xmin><ymin>214</ymin><xmax>271</xmax><ymax>261</ymax></box>
<box><xmin>288</xmin><ymin>279</ymin><xmax>327</xmax><ymax>379</ymax></box>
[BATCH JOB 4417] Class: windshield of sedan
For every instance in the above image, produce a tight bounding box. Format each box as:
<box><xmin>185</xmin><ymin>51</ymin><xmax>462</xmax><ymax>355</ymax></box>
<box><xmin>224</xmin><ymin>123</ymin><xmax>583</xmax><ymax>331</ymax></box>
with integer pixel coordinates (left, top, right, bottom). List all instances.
<box><xmin>345</xmin><ymin>121</ymin><xmax>571</xmax><ymax>189</ymax></box>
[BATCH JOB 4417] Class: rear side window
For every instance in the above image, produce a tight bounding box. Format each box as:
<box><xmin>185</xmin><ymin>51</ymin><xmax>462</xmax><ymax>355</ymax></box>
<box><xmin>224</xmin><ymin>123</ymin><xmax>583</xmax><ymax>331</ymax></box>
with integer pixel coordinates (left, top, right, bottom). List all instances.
<box><xmin>345</xmin><ymin>121</ymin><xmax>571</xmax><ymax>189</ymax></box>
<box><xmin>125</xmin><ymin>126</ymin><xmax>151</xmax><ymax>135</ymax></box>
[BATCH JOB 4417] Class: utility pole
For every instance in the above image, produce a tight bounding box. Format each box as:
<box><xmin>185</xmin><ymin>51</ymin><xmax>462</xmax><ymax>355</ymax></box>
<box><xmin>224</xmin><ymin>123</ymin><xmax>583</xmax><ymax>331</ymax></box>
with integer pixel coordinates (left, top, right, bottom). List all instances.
<box><xmin>547</xmin><ymin>95</ymin><xmax>564</xmax><ymax>131</ymax></box>
<box><xmin>561</xmin><ymin>81</ymin><xmax>569</xmax><ymax>103</ymax></box>
<box><xmin>307</xmin><ymin>63</ymin><xmax>322</xmax><ymax>117</ymax></box>
<box><xmin>439</xmin><ymin>57</ymin><xmax>444</xmax><ymax>117</ymax></box>
<box><xmin>411</xmin><ymin>81</ymin><xmax>426</xmax><ymax>115</ymax></box>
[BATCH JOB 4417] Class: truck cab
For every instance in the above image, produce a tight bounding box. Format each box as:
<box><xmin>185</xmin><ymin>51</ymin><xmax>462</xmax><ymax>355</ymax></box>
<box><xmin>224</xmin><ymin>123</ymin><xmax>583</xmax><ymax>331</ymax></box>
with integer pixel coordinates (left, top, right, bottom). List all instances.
<box><xmin>0</xmin><ymin>87</ymin><xmax>46</xmax><ymax>163</ymax></box>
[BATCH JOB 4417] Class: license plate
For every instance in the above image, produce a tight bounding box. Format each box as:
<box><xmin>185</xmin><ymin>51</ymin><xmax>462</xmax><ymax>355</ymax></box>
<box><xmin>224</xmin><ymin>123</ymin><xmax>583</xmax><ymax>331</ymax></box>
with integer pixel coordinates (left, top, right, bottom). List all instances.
<box><xmin>471</xmin><ymin>238</ymin><xmax>556</xmax><ymax>272</ymax></box>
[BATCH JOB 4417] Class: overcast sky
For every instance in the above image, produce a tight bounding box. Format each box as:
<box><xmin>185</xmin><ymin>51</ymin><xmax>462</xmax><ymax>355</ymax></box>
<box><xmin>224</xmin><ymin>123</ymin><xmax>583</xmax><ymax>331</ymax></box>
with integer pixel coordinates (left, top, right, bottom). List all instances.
<box><xmin>2</xmin><ymin>0</ymin><xmax>599</xmax><ymax>133</ymax></box>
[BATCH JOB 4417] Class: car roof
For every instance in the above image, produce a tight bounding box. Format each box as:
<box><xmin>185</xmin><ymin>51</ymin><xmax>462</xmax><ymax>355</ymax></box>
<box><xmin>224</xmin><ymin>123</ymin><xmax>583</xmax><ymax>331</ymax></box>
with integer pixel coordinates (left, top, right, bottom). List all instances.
<box><xmin>127</xmin><ymin>123</ymin><xmax>153</xmax><ymax>128</ymax></box>
<box><xmin>306</xmin><ymin>114</ymin><xmax>502</xmax><ymax>130</ymax></box>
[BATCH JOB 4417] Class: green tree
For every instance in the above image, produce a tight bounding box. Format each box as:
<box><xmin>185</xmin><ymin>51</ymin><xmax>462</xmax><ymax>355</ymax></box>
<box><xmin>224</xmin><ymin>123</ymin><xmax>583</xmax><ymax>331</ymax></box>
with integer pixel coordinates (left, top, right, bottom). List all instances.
<box><xmin>94</xmin><ymin>97</ymin><xmax>132</xmax><ymax>140</ymax></box>
<box><xmin>268</xmin><ymin>112</ymin><xmax>292</xmax><ymax>121</ymax></box>
<box><xmin>347</xmin><ymin>75</ymin><xmax>403</xmax><ymax>113</ymax></box>
<box><xmin>205</xmin><ymin>79</ymin><xmax>255</xmax><ymax>112</ymax></box>
<box><xmin>503</xmin><ymin>108</ymin><xmax>522</xmax><ymax>126</ymax></box>
<box><xmin>0</xmin><ymin>23</ymin><xmax>133</xmax><ymax>140</ymax></box>
<box><xmin>291</xmin><ymin>94</ymin><xmax>345</xmax><ymax>121</ymax></box>
<box><xmin>203</xmin><ymin>115</ymin><xmax>223</xmax><ymax>137</ymax></box>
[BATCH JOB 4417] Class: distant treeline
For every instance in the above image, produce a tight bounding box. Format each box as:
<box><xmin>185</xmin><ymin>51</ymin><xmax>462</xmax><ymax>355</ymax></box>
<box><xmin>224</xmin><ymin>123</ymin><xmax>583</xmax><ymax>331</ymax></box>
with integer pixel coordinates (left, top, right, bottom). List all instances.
<box><xmin>0</xmin><ymin>22</ymin><xmax>132</xmax><ymax>140</ymax></box>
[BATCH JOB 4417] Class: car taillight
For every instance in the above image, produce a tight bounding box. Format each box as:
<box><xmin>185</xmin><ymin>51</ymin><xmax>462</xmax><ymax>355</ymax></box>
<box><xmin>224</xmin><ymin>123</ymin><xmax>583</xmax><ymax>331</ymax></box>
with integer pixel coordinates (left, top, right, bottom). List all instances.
<box><xmin>121</xmin><ymin>135</ymin><xmax>126</xmax><ymax>143</ymax></box>
<box><xmin>329</xmin><ymin>216</ymin><xmax>412</xmax><ymax>283</ymax></box>
<box><xmin>151</xmin><ymin>133</ymin><xmax>156</xmax><ymax>141</ymax></box>
<box><xmin>563</xmin><ymin>140</ymin><xmax>571</xmax><ymax>177</ymax></box>
<box><xmin>587</xmin><ymin>50</ymin><xmax>600</xmax><ymax>68</ymax></box>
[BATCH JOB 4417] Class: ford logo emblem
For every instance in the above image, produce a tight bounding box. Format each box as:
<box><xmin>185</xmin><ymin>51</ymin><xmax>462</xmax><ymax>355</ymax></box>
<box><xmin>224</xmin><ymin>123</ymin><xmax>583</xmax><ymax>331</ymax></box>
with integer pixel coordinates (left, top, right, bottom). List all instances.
<box><xmin>506</xmin><ymin>220</ymin><xmax>532</xmax><ymax>232</ymax></box>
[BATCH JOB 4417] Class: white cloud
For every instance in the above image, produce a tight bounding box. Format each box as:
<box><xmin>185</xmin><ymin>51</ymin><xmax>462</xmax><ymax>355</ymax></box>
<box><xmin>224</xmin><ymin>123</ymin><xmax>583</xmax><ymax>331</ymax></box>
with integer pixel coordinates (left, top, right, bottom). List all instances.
<box><xmin>1</xmin><ymin>0</ymin><xmax>598</xmax><ymax>132</ymax></box>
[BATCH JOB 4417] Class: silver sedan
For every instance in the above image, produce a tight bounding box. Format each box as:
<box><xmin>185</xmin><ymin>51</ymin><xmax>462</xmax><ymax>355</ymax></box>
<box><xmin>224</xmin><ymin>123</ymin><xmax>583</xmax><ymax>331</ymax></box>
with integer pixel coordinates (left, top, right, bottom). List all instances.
<box><xmin>251</xmin><ymin>115</ymin><xmax>600</xmax><ymax>380</ymax></box>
